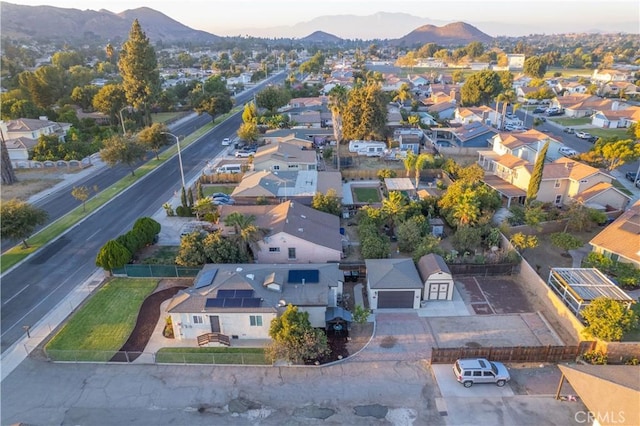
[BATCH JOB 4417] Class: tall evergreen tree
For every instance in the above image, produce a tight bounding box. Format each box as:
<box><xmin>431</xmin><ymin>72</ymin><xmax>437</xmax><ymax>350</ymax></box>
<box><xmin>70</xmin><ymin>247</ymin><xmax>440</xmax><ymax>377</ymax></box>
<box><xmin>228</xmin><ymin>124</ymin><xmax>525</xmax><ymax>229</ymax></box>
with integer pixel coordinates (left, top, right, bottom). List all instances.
<box><xmin>118</xmin><ymin>19</ymin><xmax>160</xmax><ymax>127</ymax></box>
<box><xmin>342</xmin><ymin>83</ymin><xmax>387</xmax><ymax>141</ymax></box>
<box><xmin>526</xmin><ymin>141</ymin><xmax>550</xmax><ymax>204</ymax></box>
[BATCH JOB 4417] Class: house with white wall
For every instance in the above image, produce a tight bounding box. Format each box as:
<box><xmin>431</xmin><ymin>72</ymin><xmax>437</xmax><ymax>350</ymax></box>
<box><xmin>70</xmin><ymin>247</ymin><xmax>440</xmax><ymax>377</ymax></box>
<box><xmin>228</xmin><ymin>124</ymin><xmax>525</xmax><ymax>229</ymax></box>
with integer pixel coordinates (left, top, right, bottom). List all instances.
<box><xmin>167</xmin><ymin>263</ymin><xmax>345</xmax><ymax>343</ymax></box>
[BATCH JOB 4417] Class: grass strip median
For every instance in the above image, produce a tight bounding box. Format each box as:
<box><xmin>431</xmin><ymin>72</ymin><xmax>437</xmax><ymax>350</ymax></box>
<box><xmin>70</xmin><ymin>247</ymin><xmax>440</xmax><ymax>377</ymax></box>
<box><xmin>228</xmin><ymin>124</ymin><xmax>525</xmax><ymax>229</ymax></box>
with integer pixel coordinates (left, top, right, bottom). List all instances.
<box><xmin>156</xmin><ymin>347</ymin><xmax>268</xmax><ymax>365</ymax></box>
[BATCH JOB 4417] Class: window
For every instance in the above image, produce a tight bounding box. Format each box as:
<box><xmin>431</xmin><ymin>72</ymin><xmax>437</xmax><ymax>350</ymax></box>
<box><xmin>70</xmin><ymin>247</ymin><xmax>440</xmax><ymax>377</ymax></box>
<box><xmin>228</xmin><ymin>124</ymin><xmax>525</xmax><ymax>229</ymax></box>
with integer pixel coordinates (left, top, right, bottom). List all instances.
<box><xmin>288</xmin><ymin>248</ymin><xmax>296</xmax><ymax>259</ymax></box>
<box><xmin>250</xmin><ymin>315</ymin><xmax>263</xmax><ymax>327</ymax></box>
<box><xmin>554</xmin><ymin>180</ymin><xmax>561</xmax><ymax>188</ymax></box>
<box><xmin>273</xmin><ymin>165</ymin><xmax>280</xmax><ymax>170</ymax></box>
<box><xmin>269</xmin><ymin>247</ymin><xmax>280</xmax><ymax>252</ymax></box>
<box><xmin>473</xmin><ymin>371</ymin><xmax>482</xmax><ymax>377</ymax></box>
<box><xmin>192</xmin><ymin>315</ymin><xmax>203</xmax><ymax>324</ymax></box>
<box><xmin>555</xmin><ymin>194</ymin><xmax>562</xmax><ymax>205</ymax></box>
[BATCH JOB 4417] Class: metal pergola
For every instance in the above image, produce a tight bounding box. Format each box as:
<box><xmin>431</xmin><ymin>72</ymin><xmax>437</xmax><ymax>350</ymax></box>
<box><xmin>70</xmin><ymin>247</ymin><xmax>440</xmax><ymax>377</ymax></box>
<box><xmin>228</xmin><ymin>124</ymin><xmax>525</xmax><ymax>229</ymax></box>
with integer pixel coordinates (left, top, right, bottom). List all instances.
<box><xmin>547</xmin><ymin>267</ymin><xmax>634</xmax><ymax>317</ymax></box>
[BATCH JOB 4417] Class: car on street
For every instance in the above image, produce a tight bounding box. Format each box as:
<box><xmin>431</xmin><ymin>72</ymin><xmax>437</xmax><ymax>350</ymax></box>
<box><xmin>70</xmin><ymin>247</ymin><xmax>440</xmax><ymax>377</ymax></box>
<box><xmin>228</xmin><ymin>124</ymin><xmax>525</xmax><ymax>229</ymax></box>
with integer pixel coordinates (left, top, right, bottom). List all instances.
<box><xmin>559</xmin><ymin>146</ymin><xmax>578</xmax><ymax>157</ymax></box>
<box><xmin>626</xmin><ymin>172</ymin><xmax>638</xmax><ymax>182</ymax></box>
<box><xmin>533</xmin><ymin>106</ymin><xmax>546</xmax><ymax>114</ymax></box>
<box><xmin>575</xmin><ymin>131</ymin><xmax>592</xmax><ymax>139</ymax></box>
<box><xmin>453</xmin><ymin>358</ymin><xmax>511</xmax><ymax>388</ymax></box>
<box><xmin>563</xmin><ymin>127</ymin><xmax>575</xmax><ymax>134</ymax></box>
<box><xmin>222</xmin><ymin>138</ymin><xmax>231</xmax><ymax>146</ymax></box>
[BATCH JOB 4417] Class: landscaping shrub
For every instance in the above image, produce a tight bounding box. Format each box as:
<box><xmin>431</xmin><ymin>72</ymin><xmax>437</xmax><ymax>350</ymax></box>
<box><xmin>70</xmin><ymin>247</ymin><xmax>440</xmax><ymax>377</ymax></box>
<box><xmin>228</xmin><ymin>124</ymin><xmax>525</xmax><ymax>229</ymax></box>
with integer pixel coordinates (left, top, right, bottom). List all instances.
<box><xmin>163</xmin><ymin>316</ymin><xmax>174</xmax><ymax>338</ymax></box>
<box><xmin>175</xmin><ymin>205</ymin><xmax>193</xmax><ymax>217</ymax></box>
<box><xmin>581</xmin><ymin>350</ymin><xmax>608</xmax><ymax>365</ymax></box>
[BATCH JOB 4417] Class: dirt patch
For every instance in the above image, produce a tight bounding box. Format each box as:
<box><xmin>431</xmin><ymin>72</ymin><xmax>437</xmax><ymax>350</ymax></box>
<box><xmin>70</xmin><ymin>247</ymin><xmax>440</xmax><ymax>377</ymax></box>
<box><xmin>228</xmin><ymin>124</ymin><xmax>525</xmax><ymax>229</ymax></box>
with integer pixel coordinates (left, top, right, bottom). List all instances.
<box><xmin>1</xmin><ymin>169</ymin><xmax>69</xmax><ymax>201</ymax></box>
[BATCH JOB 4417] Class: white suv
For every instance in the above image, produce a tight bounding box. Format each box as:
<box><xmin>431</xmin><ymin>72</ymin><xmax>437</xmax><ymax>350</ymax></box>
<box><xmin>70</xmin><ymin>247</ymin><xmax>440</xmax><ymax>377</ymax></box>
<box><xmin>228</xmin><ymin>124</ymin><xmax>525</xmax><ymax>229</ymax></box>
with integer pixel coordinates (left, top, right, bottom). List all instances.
<box><xmin>452</xmin><ymin>358</ymin><xmax>510</xmax><ymax>388</ymax></box>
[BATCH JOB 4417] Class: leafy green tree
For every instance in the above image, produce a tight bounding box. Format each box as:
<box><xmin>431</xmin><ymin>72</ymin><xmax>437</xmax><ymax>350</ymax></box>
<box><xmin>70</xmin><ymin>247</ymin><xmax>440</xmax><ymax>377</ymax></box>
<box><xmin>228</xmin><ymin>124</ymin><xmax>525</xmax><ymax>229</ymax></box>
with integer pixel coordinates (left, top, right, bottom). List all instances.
<box><xmin>237</xmin><ymin>122</ymin><xmax>259</xmax><ymax>142</ymax></box>
<box><xmin>242</xmin><ymin>101</ymin><xmax>258</xmax><ymax>124</ymax></box>
<box><xmin>202</xmin><ymin>231</ymin><xmax>248</xmax><ymax>263</ymax></box>
<box><xmin>352</xmin><ymin>305</ymin><xmax>371</xmax><ymax>325</ymax></box>
<box><xmin>359</xmin><ymin>225</ymin><xmax>390</xmax><ymax>259</ymax></box>
<box><xmin>396</xmin><ymin>215</ymin><xmax>428</xmax><ymax>253</ymax></box>
<box><xmin>224</xmin><ymin>212</ymin><xmax>263</xmax><ymax>259</ymax></box>
<box><xmin>414</xmin><ymin>153</ymin><xmax>434</xmax><ymax>187</ymax></box>
<box><xmin>137</xmin><ymin>123</ymin><xmax>169</xmax><ymax>160</ymax></box>
<box><xmin>132</xmin><ymin>217</ymin><xmax>161</xmax><ymax>244</ymax></box>
<box><xmin>526</xmin><ymin>141</ymin><xmax>549</xmax><ymax>204</ymax></box>
<box><xmin>256</xmin><ymin>85</ymin><xmax>291</xmax><ymax>113</ymax></box>
<box><xmin>403</xmin><ymin>151</ymin><xmax>417</xmax><ymax>178</ymax></box>
<box><xmin>100</xmin><ymin>135</ymin><xmax>146</xmax><ymax>176</ymax></box>
<box><xmin>311</xmin><ymin>189</ymin><xmax>341</xmax><ymax>216</ymax></box>
<box><xmin>71</xmin><ymin>85</ymin><xmax>99</xmax><ymax>111</ymax></box>
<box><xmin>266</xmin><ymin>304</ymin><xmax>330</xmax><ymax>364</ymax></box>
<box><xmin>412</xmin><ymin>234</ymin><xmax>444</xmax><ymax>262</ymax></box>
<box><xmin>509</xmin><ymin>232</ymin><xmax>538</xmax><ymax>253</ymax></box>
<box><xmin>71</xmin><ymin>186</ymin><xmax>92</xmax><ymax>212</ymax></box>
<box><xmin>116</xmin><ymin>230</ymin><xmax>144</xmax><ymax>254</ymax></box>
<box><xmin>175</xmin><ymin>232</ymin><xmax>207</xmax><ymax>266</ymax></box>
<box><xmin>460</xmin><ymin>70</ymin><xmax>503</xmax><ymax>106</ymax></box>
<box><xmin>451</xmin><ymin>226</ymin><xmax>482</xmax><ymax>254</ymax></box>
<box><xmin>581</xmin><ymin>297</ymin><xmax>638</xmax><ymax>342</ymax></box>
<box><xmin>118</xmin><ymin>19</ymin><xmax>160</xmax><ymax>127</ymax></box>
<box><xmin>342</xmin><ymin>83</ymin><xmax>387</xmax><ymax>141</ymax></box>
<box><xmin>0</xmin><ymin>199</ymin><xmax>48</xmax><ymax>248</ymax></box>
<box><xmin>597</xmin><ymin>139</ymin><xmax>640</xmax><ymax>171</ymax></box>
<box><xmin>550</xmin><ymin>232</ymin><xmax>583</xmax><ymax>255</ymax></box>
<box><xmin>466</xmin><ymin>41</ymin><xmax>485</xmax><ymax>58</ymax></box>
<box><xmin>92</xmin><ymin>84</ymin><xmax>127</xmax><ymax>124</ymax></box>
<box><xmin>377</xmin><ymin>168</ymin><xmax>397</xmax><ymax>181</ymax></box>
<box><xmin>95</xmin><ymin>239</ymin><xmax>131</xmax><ymax>272</ymax></box>
<box><xmin>523</xmin><ymin>56</ymin><xmax>547</xmax><ymax>78</ymax></box>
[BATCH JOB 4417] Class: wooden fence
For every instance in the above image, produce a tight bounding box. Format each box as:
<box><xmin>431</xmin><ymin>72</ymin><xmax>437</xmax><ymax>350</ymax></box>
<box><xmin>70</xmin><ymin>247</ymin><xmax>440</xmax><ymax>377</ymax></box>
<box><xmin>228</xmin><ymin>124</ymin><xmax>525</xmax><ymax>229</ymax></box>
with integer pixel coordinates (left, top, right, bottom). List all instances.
<box><xmin>431</xmin><ymin>342</ymin><xmax>595</xmax><ymax>364</ymax></box>
<box><xmin>447</xmin><ymin>262</ymin><xmax>517</xmax><ymax>276</ymax></box>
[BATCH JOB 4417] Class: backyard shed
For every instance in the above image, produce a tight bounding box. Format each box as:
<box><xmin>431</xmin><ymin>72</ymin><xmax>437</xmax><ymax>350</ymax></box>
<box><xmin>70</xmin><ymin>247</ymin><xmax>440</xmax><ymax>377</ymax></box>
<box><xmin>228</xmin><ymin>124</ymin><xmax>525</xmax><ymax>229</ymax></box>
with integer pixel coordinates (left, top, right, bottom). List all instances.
<box><xmin>417</xmin><ymin>254</ymin><xmax>454</xmax><ymax>301</ymax></box>
<box><xmin>365</xmin><ymin>259</ymin><xmax>423</xmax><ymax>309</ymax></box>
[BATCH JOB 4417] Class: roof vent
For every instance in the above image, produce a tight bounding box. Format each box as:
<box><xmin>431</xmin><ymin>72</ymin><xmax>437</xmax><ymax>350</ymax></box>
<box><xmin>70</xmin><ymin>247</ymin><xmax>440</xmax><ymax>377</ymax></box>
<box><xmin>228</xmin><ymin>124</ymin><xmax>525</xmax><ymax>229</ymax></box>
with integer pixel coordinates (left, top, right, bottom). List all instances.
<box><xmin>301</xmin><ymin>215</ymin><xmax>306</xmax><ymax>219</ymax></box>
<box><xmin>298</xmin><ymin>228</ymin><xmax>304</xmax><ymax>232</ymax></box>
<box><xmin>246</xmin><ymin>274</ymin><xmax>255</xmax><ymax>280</ymax></box>
<box><xmin>236</xmin><ymin>267</ymin><xmax>243</xmax><ymax>272</ymax></box>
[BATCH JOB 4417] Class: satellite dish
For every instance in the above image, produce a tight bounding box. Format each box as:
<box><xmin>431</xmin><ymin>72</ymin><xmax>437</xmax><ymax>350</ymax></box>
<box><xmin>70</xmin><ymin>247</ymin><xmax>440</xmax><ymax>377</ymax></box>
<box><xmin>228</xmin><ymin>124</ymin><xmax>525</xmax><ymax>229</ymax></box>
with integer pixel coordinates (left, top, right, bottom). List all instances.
<box><xmin>277</xmin><ymin>299</ymin><xmax>287</xmax><ymax>307</ymax></box>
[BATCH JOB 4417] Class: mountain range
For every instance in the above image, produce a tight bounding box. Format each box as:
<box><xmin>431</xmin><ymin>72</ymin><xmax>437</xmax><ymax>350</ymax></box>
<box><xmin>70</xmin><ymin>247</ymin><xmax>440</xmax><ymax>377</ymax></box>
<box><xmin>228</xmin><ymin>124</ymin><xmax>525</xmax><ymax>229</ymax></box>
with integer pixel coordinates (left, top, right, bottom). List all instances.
<box><xmin>2</xmin><ymin>3</ymin><xmax>496</xmax><ymax>46</ymax></box>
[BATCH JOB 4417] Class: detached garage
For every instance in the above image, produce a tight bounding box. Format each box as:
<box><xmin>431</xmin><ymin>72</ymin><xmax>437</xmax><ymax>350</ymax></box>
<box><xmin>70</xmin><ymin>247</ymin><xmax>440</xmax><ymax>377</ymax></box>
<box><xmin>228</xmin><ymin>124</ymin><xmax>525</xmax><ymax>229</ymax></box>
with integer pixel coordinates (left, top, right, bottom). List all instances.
<box><xmin>365</xmin><ymin>259</ymin><xmax>423</xmax><ymax>309</ymax></box>
<box><xmin>417</xmin><ymin>254</ymin><xmax>454</xmax><ymax>301</ymax></box>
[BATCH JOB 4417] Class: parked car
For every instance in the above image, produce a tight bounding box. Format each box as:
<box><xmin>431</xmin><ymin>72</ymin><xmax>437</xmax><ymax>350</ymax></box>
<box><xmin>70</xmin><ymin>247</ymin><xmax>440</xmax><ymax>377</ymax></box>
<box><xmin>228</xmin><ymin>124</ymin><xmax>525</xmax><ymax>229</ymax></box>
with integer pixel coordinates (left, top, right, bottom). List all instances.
<box><xmin>452</xmin><ymin>358</ymin><xmax>511</xmax><ymax>388</ymax></box>
<box><xmin>533</xmin><ymin>106</ymin><xmax>546</xmax><ymax>114</ymax></box>
<box><xmin>235</xmin><ymin>148</ymin><xmax>255</xmax><ymax>158</ymax></box>
<box><xmin>559</xmin><ymin>147</ymin><xmax>578</xmax><ymax>157</ymax></box>
<box><xmin>213</xmin><ymin>197</ymin><xmax>235</xmax><ymax>205</ymax></box>
<box><xmin>626</xmin><ymin>172</ymin><xmax>638</xmax><ymax>182</ymax></box>
<box><xmin>575</xmin><ymin>131</ymin><xmax>592</xmax><ymax>139</ymax></box>
<box><xmin>222</xmin><ymin>138</ymin><xmax>231</xmax><ymax>146</ymax></box>
<box><xmin>211</xmin><ymin>192</ymin><xmax>230</xmax><ymax>199</ymax></box>
<box><xmin>586</xmin><ymin>136</ymin><xmax>598</xmax><ymax>143</ymax></box>
<box><xmin>563</xmin><ymin>127</ymin><xmax>575</xmax><ymax>134</ymax></box>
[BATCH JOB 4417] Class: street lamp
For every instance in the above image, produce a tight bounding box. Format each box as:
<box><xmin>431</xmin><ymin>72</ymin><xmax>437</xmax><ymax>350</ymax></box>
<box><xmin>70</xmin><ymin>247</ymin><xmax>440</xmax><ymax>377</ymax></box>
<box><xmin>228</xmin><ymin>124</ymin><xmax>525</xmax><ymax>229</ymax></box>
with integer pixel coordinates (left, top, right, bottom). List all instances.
<box><xmin>119</xmin><ymin>106</ymin><xmax>131</xmax><ymax>135</ymax></box>
<box><xmin>161</xmin><ymin>132</ymin><xmax>186</xmax><ymax>189</ymax></box>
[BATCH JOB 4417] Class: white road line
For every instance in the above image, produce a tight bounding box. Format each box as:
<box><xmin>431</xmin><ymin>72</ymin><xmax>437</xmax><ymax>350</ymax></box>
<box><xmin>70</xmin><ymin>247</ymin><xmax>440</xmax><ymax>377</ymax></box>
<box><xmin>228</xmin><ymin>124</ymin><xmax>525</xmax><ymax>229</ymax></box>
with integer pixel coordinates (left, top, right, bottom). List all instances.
<box><xmin>86</xmin><ymin>230</ymin><xmax>100</xmax><ymax>241</ymax></box>
<box><xmin>2</xmin><ymin>285</ymin><xmax>30</xmax><ymax>305</ymax></box>
<box><xmin>0</xmin><ymin>270</ymin><xmax>82</xmax><ymax>336</ymax></box>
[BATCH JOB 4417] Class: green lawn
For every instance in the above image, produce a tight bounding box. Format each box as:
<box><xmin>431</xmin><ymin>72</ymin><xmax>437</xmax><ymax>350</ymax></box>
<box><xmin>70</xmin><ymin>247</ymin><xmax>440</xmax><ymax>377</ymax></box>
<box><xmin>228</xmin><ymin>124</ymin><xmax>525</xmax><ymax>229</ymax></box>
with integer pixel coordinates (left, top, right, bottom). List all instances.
<box><xmin>587</xmin><ymin>128</ymin><xmax>630</xmax><ymax>140</ymax></box>
<box><xmin>151</xmin><ymin>112</ymin><xmax>183</xmax><ymax>123</ymax></box>
<box><xmin>140</xmin><ymin>246</ymin><xmax>179</xmax><ymax>264</ymax></box>
<box><xmin>352</xmin><ymin>187</ymin><xmax>381</xmax><ymax>203</ymax></box>
<box><xmin>549</xmin><ymin>117</ymin><xmax>592</xmax><ymax>126</ymax></box>
<box><xmin>612</xmin><ymin>180</ymin><xmax>633</xmax><ymax>197</ymax></box>
<box><xmin>156</xmin><ymin>347</ymin><xmax>268</xmax><ymax>364</ymax></box>
<box><xmin>45</xmin><ymin>278</ymin><xmax>158</xmax><ymax>361</ymax></box>
<box><xmin>203</xmin><ymin>185</ymin><xmax>235</xmax><ymax>196</ymax></box>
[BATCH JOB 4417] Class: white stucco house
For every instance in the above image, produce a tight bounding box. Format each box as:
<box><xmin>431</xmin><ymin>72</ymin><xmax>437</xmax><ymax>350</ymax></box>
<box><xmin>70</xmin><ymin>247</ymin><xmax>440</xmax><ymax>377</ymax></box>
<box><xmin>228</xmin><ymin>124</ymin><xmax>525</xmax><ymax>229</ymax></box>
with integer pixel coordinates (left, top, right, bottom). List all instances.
<box><xmin>167</xmin><ymin>263</ymin><xmax>345</xmax><ymax>344</ymax></box>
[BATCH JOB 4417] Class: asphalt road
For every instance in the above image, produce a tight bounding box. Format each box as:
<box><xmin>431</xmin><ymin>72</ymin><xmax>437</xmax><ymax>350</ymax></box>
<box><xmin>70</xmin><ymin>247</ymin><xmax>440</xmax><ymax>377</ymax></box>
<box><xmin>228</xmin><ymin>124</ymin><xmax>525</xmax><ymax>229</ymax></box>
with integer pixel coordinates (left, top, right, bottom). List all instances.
<box><xmin>0</xmin><ymin>72</ymin><xmax>286</xmax><ymax>353</ymax></box>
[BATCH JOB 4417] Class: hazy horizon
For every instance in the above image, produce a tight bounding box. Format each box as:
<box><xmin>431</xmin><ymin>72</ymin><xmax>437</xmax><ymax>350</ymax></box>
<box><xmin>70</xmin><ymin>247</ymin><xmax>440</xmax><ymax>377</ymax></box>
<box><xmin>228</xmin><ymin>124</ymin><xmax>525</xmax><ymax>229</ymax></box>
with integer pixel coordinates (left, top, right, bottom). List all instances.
<box><xmin>5</xmin><ymin>0</ymin><xmax>639</xmax><ymax>38</ymax></box>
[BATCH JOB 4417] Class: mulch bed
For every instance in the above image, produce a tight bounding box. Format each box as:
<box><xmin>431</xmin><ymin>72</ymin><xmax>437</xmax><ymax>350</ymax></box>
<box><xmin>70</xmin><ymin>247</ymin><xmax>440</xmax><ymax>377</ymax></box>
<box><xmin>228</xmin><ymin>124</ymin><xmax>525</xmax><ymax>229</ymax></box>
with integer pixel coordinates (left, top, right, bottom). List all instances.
<box><xmin>110</xmin><ymin>285</ymin><xmax>187</xmax><ymax>362</ymax></box>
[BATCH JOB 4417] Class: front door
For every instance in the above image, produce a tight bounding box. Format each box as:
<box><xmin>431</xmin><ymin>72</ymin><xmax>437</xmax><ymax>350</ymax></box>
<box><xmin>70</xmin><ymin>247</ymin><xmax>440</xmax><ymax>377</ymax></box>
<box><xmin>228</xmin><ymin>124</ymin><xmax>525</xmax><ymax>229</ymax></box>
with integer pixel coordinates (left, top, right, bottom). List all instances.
<box><xmin>209</xmin><ymin>315</ymin><xmax>220</xmax><ymax>333</ymax></box>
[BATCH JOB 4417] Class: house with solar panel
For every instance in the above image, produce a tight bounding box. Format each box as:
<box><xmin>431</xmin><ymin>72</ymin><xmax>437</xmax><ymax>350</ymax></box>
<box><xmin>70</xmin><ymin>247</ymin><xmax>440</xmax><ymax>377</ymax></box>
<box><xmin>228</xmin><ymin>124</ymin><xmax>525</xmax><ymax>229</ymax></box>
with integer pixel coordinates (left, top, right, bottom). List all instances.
<box><xmin>166</xmin><ymin>263</ymin><xmax>349</xmax><ymax>345</ymax></box>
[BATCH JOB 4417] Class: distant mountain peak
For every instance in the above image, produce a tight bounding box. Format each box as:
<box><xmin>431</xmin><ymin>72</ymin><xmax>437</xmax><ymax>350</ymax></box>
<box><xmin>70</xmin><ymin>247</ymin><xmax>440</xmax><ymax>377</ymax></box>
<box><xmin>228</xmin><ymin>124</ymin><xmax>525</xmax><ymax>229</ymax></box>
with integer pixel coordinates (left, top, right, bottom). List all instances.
<box><xmin>395</xmin><ymin>21</ymin><xmax>493</xmax><ymax>46</ymax></box>
<box><xmin>301</xmin><ymin>30</ymin><xmax>342</xmax><ymax>43</ymax></box>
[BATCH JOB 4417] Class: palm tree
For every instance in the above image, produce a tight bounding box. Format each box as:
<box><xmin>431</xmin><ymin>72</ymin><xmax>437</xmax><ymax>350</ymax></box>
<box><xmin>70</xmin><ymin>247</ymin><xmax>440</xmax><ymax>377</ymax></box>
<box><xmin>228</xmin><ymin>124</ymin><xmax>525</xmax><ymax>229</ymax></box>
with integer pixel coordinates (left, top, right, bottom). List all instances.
<box><xmin>403</xmin><ymin>151</ymin><xmax>417</xmax><ymax>178</ymax></box>
<box><xmin>393</xmin><ymin>83</ymin><xmax>412</xmax><ymax>106</ymax></box>
<box><xmin>407</xmin><ymin>115</ymin><xmax>420</xmax><ymax>128</ymax></box>
<box><xmin>381</xmin><ymin>191</ymin><xmax>408</xmax><ymax>231</ymax></box>
<box><xmin>224</xmin><ymin>212</ymin><xmax>263</xmax><ymax>259</ymax></box>
<box><xmin>328</xmin><ymin>85</ymin><xmax>348</xmax><ymax>171</ymax></box>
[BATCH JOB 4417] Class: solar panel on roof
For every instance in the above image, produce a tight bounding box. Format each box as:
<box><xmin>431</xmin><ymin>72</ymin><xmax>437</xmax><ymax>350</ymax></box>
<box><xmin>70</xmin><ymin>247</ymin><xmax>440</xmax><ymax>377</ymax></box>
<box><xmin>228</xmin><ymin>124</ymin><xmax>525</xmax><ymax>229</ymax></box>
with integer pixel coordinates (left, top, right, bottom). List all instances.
<box><xmin>288</xmin><ymin>269</ymin><xmax>319</xmax><ymax>284</ymax></box>
<box><xmin>195</xmin><ymin>269</ymin><xmax>217</xmax><ymax>289</ymax></box>
<box><xmin>236</xmin><ymin>290</ymin><xmax>254</xmax><ymax>298</ymax></box>
<box><xmin>242</xmin><ymin>298</ymin><xmax>261</xmax><ymax>308</ymax></box>
<box><xmin>224</xmin><ymin>298</ymin><xmax>242</xmax><ymax>307</ymax></box>
<box><xmin>217</xmin><ymin>289</ymin><xmax>236</xmax><ymax>298</ymax></box>
<box><xmin>205</xmin><ymin>298</ymin><xmax>224</xmax><ymax>308</ymax></box>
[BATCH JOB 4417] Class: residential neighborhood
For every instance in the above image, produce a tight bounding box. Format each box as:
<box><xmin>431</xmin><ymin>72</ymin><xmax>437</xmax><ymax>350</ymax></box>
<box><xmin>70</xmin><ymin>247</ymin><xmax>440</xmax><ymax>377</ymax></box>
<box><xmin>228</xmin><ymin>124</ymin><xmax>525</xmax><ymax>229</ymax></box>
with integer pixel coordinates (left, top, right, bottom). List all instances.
<box><xmin>1</xmin><ymin>4</ymin><xmax>640</xmax><ymax>426</ymax></box>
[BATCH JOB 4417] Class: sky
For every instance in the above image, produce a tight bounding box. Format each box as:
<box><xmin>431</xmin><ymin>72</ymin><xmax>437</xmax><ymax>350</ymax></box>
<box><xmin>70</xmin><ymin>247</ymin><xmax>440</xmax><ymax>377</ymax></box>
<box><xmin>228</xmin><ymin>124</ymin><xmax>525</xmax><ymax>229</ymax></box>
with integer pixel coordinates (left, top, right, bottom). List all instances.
<box><xmin>6</xmin><ymin>0</ymin><xmax>640</xmax><ymax>38</ymax></box>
